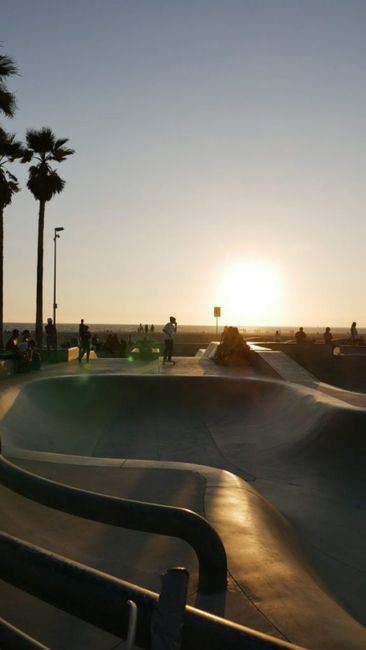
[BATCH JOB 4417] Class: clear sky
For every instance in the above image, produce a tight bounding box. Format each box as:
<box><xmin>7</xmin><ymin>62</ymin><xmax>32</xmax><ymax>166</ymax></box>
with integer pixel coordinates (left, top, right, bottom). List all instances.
<box><xmin>2</xmin><ymin>0</ymin><xmax>366</xmax><ymax>327</ymax></box>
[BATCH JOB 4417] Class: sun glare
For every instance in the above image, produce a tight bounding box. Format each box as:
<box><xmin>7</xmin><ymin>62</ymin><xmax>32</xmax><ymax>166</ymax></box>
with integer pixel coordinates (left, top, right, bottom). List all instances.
<box><xmin>218</xmin><ymin>261</ymin><xmax>283</xmax><ymax>326</ymax></box>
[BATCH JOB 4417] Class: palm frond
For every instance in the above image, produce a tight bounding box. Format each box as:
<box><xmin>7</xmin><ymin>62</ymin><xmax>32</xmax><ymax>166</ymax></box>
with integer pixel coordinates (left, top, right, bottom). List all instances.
<box><xmin>26</xmin><ymin>127</ymin><xmax>56</xmax><ymax>154</ymax></box>
<box><xmin>0</xmin><ymin>52</ymin><xmax>17</xmax><ymax>117</ymax></box>
<box><xmin>25</xmin><ymin>127</ymin><xmax>73</xmax><ymax>201</ymax></box>
<box><xmin>21</xmin><ymin>149</ymin><xmax>33</xmax><ymax>163</ymax></box>
<box><xmin>0</xmin><ymin>130</ymin><xmax>24</xmax><ymax>163</ymax></box>
<box><xmin>54</xmin><ymin>138</ymin><xmax>69</xmax><ymax>149</ymax></box>
<box><xmin>0</xmin><ymin>166</ymin><xmax>19</xmax><ymax>208</ymax></box>
<box><xmin>28</xmin><ymin>164</ymin><xmax>41</xmax><ymax>176</ymax></box>
<box><xmin>0</xmin><ymin>54</ymin><xmax>18</xmax><ymax>78</ymax></box>
<box><xmin>0</xmin><ymin>87</ymin><xmax>16</xmax><ymax>117</ymax></box>
<box><xmin>0</xmin><ymin>127</ymin><xmax>8</xmax><ymax>144</ymax></box>
<box><xmin>52</xmin><ymin>146</ymin><xmax>75</xmax><ymax>162</ymax></box>
<box><xmin>27</xmin><ymin>165</ymin><xmax>65</xmax><ymax>202</ymax></box>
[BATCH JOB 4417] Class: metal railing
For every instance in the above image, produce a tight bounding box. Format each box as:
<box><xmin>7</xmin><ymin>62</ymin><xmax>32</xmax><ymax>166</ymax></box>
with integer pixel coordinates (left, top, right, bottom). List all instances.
<box><xmin>0</xmin><ymin>616</ymin><xmax>49</xmax><ymax>649</ymax></box>
<box><xmin>0</xmin><ymin>446</ymin><xmax>227</xmax><ymax>593</ymax></box>
<box><xmin>0</xmin><ymin>531</ymin><xmax>305</xmax><ymax>650</ymax></box>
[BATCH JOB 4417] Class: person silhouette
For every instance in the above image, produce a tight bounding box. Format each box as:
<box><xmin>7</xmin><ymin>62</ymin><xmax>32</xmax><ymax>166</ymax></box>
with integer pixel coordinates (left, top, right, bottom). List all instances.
<box><xmin>351</xmin><ymin>322</ymin><xmax>360</xmax><ymax>346</ymax></box>
<box><xmin>295</xmin><ymin>327</ymin><xmax>306</xmax><ymax>344</ymax></box>
<box><xmin>78</xmin><ymin>324</ymin><xmax>91</xmax><ymax>362</ymax></box>
<box><xmin>5</xmin><ymin>329</ymin><xmax>19</xmax><ymax>352</ymax></box>
<box><xmin>324</xmin><ymin>327</ymin><xmax>333</xmax><ymax>344</ymax></box>
<box><xmin>162</xmin><ymin>316</ymin><xmax>177</xmax><ymax>364</ymax></box>
<box><xmin>45</xmin><ymin>317</ymin><xmax>57</xmax><ymax>359</ymax></box>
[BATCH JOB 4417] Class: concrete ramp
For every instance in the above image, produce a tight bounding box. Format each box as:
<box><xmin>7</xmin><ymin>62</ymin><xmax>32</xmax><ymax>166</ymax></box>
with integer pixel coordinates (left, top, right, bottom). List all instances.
<box><xmin>249</xmin><ymin>345</ymin><xmax>317</xmax><ymax>387</ymax></box>
<box><xmin>198</xmin><ymin>341</ymin><xmax>219</xmax><ymax>359</ymax></box>
<box><xmin>1</xmin><ymin>372</ymin><xmax>366</xmax><ymax>649</ymax></box>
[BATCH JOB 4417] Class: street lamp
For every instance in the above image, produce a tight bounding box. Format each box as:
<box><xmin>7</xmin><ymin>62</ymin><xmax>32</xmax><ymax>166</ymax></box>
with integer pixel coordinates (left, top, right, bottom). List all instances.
<box><xmin>53</xmin><ymin>227</ymin><xmax>64</xmax><ymax>326</ymax></box>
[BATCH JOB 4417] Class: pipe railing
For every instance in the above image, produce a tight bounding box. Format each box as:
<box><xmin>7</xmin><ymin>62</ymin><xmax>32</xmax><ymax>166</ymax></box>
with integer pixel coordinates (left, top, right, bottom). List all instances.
<box><xmin>0</xmin><ymin>531</ymin><xmax>306</xmax><ymax>650</ymax></box>
<box><xmin>0</xmin><ymin>617</ymin><xmax>49</xmax><ymax>650</ymax></box>
<box><xmin>0</xmin><ymin>446</ymin><xmax>227</xmax><ymax>593</ymax></box>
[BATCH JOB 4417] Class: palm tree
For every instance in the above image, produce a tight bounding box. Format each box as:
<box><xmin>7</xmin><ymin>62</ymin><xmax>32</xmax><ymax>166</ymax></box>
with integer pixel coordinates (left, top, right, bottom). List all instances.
<box><xmin>0</xmin><ymin>130</ymin><xmax>24</xmax><ymax>349</ymax></box>
<box><xmin>0</xmin><ymin>53</ymin><xmax>17</xmax><ymax>118</ymax></box>
<box><xmin>25</xmin><ymin>127</ymin><xmax>74</xmax><ymax>347</ymax></box>
<box><xmin>0</xmin><ymin>52</ymin><xmax>18</xmax><ymax>350</ymax></box>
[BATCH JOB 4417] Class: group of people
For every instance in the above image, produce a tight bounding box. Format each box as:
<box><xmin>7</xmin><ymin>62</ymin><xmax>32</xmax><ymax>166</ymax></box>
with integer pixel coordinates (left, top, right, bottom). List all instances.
<box><xmin>137</xmin><ymin>323</ymin><xmax>155</xmax><ymax>334</ymax></box>
<box><xmin>7</xmin><ymin>317</ymin><xmax>366</xmax><ymax>371</ymax></box>
<box><xmin>99</xmin><ymin>332</ymin><xmax>135</xmax><ymax>357</ymax></box>
<box><xmin>5</xmin><ymin>328</ymin><xmax>40</xmax><ymax>372</ymax></box>
<box><xmin>214</xmin><ymin>326</ymin><xmax>251</xmax><ymax>366</ymax></box>
<box><xmin>75</xmin><ymin>317</ymin><xmax>178</xmax><ymax>363</ymax></box>
<box><xmin>295</xmin><ymin>325</ymin><xmax>334</xmax><ymax>346</ymax></box>
<box><xmin>2</xmin><ymin>315</ymin><xmax>177</xmax><ymax>371</ymax></box>
<box><xmin>295</xmin><ymin>322</ymin><xmax>364</xmax><ymax>347</ymax></box>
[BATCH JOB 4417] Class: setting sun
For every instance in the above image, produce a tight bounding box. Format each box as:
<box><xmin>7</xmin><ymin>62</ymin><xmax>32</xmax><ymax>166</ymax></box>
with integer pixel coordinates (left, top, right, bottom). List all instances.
<box><xmin>217</xmin><ymin>260</ymin><xmax>283</xmax><ymax>326</ymax></box>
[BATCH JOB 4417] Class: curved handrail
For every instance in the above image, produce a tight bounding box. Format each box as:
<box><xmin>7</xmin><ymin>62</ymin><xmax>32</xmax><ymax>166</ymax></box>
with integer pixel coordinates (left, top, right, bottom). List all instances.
<box><xmin>0</xmin><ymin>530</ymin><xmax>304</xmax><ymax>650</ymax></box>
<box><xmin>0</xmin><ymin>444</ymin><xmax>227</xmax><ymax>593</ymax></box>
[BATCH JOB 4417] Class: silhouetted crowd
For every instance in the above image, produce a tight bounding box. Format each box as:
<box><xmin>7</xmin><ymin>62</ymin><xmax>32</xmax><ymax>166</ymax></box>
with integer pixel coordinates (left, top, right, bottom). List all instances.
<box><xmin>214</xmin><ymin>326</ymin><xmax>251</xmax><ymax>366</ymax></box>
<box><xmin>294</xmin><ymin>322</ymin><xmax>365</xmax><ymax>348</ymax></box>
<box><xmin>5</xmin><ymin>328</ymin><xmax>41</xmax><ymax>372</ymax></box>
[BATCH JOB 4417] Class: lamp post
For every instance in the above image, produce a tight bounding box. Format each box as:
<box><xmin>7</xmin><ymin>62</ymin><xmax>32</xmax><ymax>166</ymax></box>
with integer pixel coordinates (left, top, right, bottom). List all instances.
<box><xmin>53</xmin><ymin>227</ymin><xmax>64</xmax><ymax>326</ymax></box>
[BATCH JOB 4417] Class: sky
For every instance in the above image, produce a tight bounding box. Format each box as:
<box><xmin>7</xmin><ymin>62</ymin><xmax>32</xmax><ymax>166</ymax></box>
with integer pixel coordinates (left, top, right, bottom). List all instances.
<box><xmin>2</xmin><ymin>0</ymin><xmax>366</xmax><ymax>327</ymax></box>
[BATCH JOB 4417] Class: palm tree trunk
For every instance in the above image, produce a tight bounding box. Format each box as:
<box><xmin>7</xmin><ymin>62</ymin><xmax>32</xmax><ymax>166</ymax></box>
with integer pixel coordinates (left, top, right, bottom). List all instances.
<box><xmin>35</xmin><ymin>200</ymin><xmax>45</xmax><ymax>348</ymax></box>
<box><xmin>0</xmin><ymin>207</ymin><xmax>3</xmax><ymax>350</ymax></box>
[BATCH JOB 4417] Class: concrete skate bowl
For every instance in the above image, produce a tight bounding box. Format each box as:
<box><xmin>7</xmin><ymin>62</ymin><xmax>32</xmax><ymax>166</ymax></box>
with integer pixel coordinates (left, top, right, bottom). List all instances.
<box><xmin>1</xmin><ymin>374</ymin><xmax>366</xmax><ymax>650</ymax></box>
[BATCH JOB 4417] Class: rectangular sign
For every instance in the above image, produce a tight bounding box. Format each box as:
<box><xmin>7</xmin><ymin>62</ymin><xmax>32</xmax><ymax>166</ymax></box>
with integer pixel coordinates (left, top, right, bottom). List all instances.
<box><xmin>214</xmin><ymin>306</ymin><xmax>221</xmax><ymax>317</ymax></box>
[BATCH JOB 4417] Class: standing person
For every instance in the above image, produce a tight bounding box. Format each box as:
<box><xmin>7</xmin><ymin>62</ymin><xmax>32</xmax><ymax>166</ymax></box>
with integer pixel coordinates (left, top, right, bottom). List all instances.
<box><xmin>323</xmin><ymin>326</ymin><xmax>335</xmax><ymax>352</ymax></box>
<box><xmin>351</xmin><ymin>322</ymin><xmax>359</xmax><ymax>346</ymax></box>
<box><xmin>45</xmin><ymin>317</ymin><xmax>57</xmax><ymax>359</ymax></box>
<box><xmin>17</xmin><ymin>331</ymin><xmax>30</xmax><ymax>372</ymax></box>
<box><xmin>162</xmin><ymin>316</ymin><xmax>177</xmax><ymax>364</ymax></box>
<box><xmin>79</xmin><ymin>318</ymin><xmax>86</xmax><ymax>341</ymax></box>
<box><xmin>5</xmin><ymin>329</ymin><xmax>19</xmax><ymax>352</ymax></box>
<box><xmin>295</xmin><ymin>327</ymin><xmax>307</xmax><ymax>344</ymax></box>
<box><xmin>323</xmin><ymin>327</ymin><xmax>333</xmax><ymax>344</ymax></box>
<box><xmin>18</xmin><ymin>330</ymin><xmax>31</xmax><ymax>354</ymax></box>
<box><xmin>79</xmin><ymin>324</ymin><xmax>91</xmax><ymax>363</ymax></box>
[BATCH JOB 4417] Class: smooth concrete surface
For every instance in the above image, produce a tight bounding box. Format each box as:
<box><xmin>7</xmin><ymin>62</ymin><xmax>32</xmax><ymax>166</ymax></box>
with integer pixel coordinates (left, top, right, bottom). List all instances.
<box><xmin>251</xmin><ymin>342</ymin><xmax>366</xmax><ymax>407</ymax></box>
<box><xmin>0</xmin><ymin>359</ymin><xmax>366</xmax><ymax>649</ymax></box>
<box><xmin>0</xmin><ymin>358</ymin><xmax>14</xmax><ymax>378</ymax></box>
<box><xmin>260</xmin><ymin>342</ymin><xmax>366</xmax><ymax>392</ymax></box>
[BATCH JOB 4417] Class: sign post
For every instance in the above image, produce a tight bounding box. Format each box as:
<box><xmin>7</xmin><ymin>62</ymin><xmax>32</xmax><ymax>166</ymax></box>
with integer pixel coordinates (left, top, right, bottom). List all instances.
<box><xmin>214</xmin><ymin>306</ymin><xmax>221</xmax><ymax>338</ymax></box>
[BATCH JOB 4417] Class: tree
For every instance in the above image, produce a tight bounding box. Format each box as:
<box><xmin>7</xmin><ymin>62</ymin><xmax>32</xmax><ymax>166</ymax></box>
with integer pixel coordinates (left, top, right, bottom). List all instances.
<box><xmin>0</xmin><ymin>130</ymin><xmax>24</xmax><ymax>349</ymax></box>
<box><xmin>0</xmin><ymin>51</ymin><xmax>18</xmax><ymax>350</ymax></box>
<box><xmin>25</xmin><ymin>127</ymin><xmax>74</xmax><ymax>347</ymax></box>
<box><xmin>0</xmin><ymin>53</ymin><xmax>17</xmax><ymax>118</ymax></box>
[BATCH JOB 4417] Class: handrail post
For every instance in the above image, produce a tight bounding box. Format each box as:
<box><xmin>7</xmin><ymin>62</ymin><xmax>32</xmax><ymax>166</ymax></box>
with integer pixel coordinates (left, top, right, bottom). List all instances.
<box><xmin>151</xmin><ymin>567</ymin><xmax>189</xmax><ymax>650</ymax></box>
